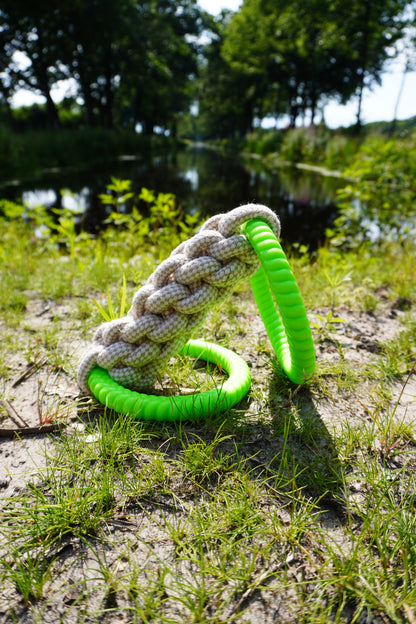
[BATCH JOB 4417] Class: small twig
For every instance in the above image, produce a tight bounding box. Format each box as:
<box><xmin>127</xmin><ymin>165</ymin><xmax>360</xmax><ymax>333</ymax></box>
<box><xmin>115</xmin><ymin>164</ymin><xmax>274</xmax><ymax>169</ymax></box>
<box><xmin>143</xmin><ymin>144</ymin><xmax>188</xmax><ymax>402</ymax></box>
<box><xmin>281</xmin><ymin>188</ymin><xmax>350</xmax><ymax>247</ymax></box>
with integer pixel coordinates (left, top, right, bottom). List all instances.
<box><xmin>356</xmin><ymin>397</ymin><xmax>375</xmax><ymax>421</ymax></box>
<box><xmin>36</xmin><ymin>304</ymin><xmax>50</xmax><ymax>317</ymax></box>
<box><xmin>12</xmin><ymin>357</ymin><xmax>47</xmax><ymax>388</ymax></box>
<box><xmin>104</xmin><ymin>517</ymin><xmax>138</xmax><ymax>529</ymax></box>
<box><xmin>0</xmin><ymin>423</ymin><xmax>65</xmax><ymax>438</ymax></box>
<box><xmin>1</xmin><ymin>399</ymin><xmax>30</xmax><ymax>427</ymax></box>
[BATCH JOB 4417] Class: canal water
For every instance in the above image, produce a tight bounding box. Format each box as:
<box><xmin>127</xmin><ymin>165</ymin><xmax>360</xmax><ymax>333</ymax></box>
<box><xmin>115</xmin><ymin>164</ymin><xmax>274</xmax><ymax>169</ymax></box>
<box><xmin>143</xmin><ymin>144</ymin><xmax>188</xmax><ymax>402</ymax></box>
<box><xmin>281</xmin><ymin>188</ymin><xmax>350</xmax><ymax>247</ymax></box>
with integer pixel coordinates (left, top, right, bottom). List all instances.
<box><xmin>1</xmin><ymin>145</ymin><xmax>345</xmax><ymax>249</ymax></box>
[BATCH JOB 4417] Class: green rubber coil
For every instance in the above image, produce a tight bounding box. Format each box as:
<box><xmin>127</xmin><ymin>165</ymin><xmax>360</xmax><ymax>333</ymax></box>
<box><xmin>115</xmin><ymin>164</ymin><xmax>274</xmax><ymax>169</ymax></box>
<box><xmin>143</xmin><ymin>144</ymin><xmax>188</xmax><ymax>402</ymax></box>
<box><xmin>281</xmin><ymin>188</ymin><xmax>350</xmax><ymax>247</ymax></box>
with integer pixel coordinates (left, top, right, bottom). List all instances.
<box><xmin>88</xmin><ymin>339</ymin><xmax>251</xmax><ymax>422</ymax></box>
<box><xmin>243</xmin><ymin>218</ymin><xmax>316</xmax><ymax>384</ymax></box>
<box><xmin>87</xmin><ymin>217</ymin><xmax>315</xmax><ymax>421</ymax></box>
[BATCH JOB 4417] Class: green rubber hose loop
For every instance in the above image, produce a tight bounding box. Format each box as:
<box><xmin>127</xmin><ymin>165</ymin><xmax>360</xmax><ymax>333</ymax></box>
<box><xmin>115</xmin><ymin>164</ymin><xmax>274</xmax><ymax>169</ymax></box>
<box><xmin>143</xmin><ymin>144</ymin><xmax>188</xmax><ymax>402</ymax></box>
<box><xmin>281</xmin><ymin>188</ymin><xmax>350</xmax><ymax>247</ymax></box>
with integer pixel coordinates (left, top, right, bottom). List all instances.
<box><xmin>87</xmin><ymin>339</ymin><xmax>251</xmax><ymax>421</ymax></box>
<box><xmin>87</xmin><ymin>216</ymin><xmax>314</xmax><ymax>420</ymax></box>
<box><xmin>243</xmin><ymin>218</ymin><xmax>316</xmax><ymax>384</ymax></box>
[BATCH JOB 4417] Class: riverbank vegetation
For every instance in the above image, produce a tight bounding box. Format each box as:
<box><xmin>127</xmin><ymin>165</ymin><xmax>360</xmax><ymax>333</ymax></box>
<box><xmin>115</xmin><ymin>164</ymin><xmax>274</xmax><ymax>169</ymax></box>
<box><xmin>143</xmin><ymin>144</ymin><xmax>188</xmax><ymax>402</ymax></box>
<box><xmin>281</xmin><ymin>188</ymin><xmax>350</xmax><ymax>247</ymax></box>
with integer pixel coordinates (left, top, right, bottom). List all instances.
<box><xmin>2</xmin><ymin>115</ymin><xmax>416</xmax><ymax>192</ymax></box>
<box><xmin>244</xmin><ymin>116</ymin><xmax>416</xmax><ymax>165</ymax></box>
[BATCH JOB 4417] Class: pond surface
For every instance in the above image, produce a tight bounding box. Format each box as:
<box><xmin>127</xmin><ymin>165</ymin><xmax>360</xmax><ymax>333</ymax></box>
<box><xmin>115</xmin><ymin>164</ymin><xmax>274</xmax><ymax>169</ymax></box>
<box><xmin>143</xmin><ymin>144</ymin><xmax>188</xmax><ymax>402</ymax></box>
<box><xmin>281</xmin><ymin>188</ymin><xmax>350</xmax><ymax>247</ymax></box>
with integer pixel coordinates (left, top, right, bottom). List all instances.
<box><xmin>1</xmin><ymin>145</ymin><xmax>345</xmax><ymax>249</ymax></box>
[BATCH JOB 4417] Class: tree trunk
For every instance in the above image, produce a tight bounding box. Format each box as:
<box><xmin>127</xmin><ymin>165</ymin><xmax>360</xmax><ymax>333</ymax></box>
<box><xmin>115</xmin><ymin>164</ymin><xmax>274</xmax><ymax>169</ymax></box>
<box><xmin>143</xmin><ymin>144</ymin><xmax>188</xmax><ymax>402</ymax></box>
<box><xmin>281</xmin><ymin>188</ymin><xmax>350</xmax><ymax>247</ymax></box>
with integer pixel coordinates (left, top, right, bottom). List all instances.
<box><xmin>355</xmin><ymin>78</ymin><xmax>364</xmax><ymax>131</ymax></box>
<box><xmin>44</xmin><ymin>89</ymin><xmax>60</xmax><ymax>128</ymax></box>
<box><xmin>170</xmin><ymin>118</ymin><xmax>178</xmax><ymax>139</ymax></box>
<box><xmin>289</xmin><ymin>101</ymin><xmax>298</xmax><ymax>128</ymax></box>
<box><xmin>32</xmin><ymin>28</ymin><xmax>60</xmax><ymax>128</ymax></box>
<box><xmin>32</xmin><ymin>59</ymin><xmax>61</xmax><ymax>128</ymax></box>
<box><xmin>288</xmin><ymin>83</ymin><xmax>300</xmax><ymax>128</ymax></box>
<box><xmin>76</xmin><ymin>60</ymin><xmax>96</xmax><ymax>126</ymax></box>
<box><xmin>309</xmin><ymin>91</ymin><xmax>318</xmax><ymax>126</ymax></box>
<box><xmin>355</xmin><ymin>1</ymin><xmax>372</xmax><ymax>132</ymax></box>
<box><xmin>390</xmin><ymin>57</ymin><xmax>409</xmax><ymax>136</ymax></box>
<box><xmin>102</xmin><ymin>42</ymin><xmax>114</xmax><ymax>129</ymax></box>
<box><xmin>142</xmin><ymin>119</ymin><xmax>154</xmax><ymax>136</ymax></box>
<box><xmin>0</xmin><ymin>82</ymin><xmax>16</xmax><ymax>128</ymax></box>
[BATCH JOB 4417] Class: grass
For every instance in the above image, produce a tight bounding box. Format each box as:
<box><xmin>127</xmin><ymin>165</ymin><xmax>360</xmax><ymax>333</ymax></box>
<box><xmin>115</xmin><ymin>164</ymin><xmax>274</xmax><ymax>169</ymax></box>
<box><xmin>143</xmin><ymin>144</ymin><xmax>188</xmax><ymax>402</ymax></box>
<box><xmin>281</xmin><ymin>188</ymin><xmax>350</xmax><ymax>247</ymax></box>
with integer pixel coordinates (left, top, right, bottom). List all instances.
<box><xmin>0</xmin><ymin>194</ymin><xmax>416</xmax><ymax>623</ymax></box>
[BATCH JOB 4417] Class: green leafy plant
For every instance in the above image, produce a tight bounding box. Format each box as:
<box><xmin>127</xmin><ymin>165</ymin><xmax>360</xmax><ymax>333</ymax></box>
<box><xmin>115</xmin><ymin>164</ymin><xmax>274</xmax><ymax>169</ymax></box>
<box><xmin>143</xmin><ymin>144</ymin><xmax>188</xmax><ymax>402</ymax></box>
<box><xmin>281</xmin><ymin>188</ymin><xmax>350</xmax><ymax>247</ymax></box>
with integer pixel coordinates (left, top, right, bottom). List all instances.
<box><xmin>93</xmin><ymin>273</ymin><xmax>128</xmax><ymax>321</ymax></box>
<box><xmin>99</xmin><ymin>177</ymin><xmax>135</xmax><ymax>210</ymax></box>
<box><xmin>1</xmin><ymin>544</ymin><xmax>58</xmax><ymax>606</ymax></box>
<box><xmin>322</xmin><ymin>267</ymin><xmax>352</xmax><ymax>311</ymax></box>
<box><xmin>330</xmin><ymin>134</ymin><xmax>416</xmax><ymax>247</ymax></box>
<box><xmin>311</xmin><ymin>310</ymin><xmax>346</xmax><ymax>341</ymax></box>
<box><xmin>101</xmin><ymin>178</ymin><xmax>199</xmax><ymax>256</ymax></box>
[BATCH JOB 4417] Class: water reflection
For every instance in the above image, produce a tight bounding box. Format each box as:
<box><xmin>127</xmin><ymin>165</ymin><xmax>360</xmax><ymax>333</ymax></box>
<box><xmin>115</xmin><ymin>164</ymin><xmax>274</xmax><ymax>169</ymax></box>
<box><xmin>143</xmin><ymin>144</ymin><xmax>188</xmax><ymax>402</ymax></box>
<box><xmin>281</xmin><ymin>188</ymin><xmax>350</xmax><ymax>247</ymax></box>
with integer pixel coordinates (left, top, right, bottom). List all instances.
<box><xmin>1</xmin><ymin>146</ymin><xmax>345</xmax><ymax>248</ymax></box>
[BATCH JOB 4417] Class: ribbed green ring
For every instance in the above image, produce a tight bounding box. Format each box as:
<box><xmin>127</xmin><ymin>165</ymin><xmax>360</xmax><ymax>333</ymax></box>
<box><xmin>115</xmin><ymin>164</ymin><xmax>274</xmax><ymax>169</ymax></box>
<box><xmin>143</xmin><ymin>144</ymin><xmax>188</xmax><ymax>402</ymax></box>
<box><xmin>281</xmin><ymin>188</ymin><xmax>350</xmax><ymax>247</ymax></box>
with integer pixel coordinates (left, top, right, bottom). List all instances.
<box><xmin>243</xmin><ymin>219</ymin><xmax>315</xmax><ymax>384</ymax></box>
<box><xmin>88</xmin><ymin>217</ymin><xmax>315</xmax><ymax>420</ymax></box>
<box><xmin>88</xmin><ymin>339</ymin><xmax>251</xmax><ymax>421</ymax></box>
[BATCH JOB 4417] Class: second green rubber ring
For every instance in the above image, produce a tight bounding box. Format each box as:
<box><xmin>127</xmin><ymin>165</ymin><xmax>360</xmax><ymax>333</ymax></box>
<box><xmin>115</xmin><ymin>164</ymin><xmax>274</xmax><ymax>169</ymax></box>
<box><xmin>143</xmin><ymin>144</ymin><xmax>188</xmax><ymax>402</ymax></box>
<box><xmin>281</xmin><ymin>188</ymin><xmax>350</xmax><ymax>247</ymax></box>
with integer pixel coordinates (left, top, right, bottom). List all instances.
<box><xmin>243</xmin><ymin>218</ymin><xmax>315</xmax><ymax>384</ymax></box>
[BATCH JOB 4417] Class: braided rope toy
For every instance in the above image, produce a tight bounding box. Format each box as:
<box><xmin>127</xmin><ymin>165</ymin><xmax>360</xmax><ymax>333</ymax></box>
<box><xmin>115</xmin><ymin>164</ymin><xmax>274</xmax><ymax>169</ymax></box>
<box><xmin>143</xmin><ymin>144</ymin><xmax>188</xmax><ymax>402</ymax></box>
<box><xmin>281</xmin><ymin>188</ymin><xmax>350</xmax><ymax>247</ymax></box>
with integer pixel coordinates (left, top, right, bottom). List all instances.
<box><xmin>78</xmin><ymin>204</ymin><xmax>315</xmax><ymax>420</ymax></box>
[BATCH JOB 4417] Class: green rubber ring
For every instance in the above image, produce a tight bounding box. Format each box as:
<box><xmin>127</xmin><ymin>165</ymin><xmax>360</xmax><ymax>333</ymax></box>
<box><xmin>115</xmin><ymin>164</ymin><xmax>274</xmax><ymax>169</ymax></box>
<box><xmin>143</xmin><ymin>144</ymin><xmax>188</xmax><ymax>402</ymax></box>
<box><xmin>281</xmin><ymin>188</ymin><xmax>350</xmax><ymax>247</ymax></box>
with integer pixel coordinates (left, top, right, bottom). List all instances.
<box><xmin>243</xmin><ymin>218</ymin><xmax>316</xmax><ymax>384</ymax></box>
<box><xmin>87</xmin><ymin>217</ymin><xmax>314</xmax><ymax>420</ymax></box>
<box><xmin>87</xmin><ymin>339</ymin><xmax>251</xmax><ymax>421</ymax></box>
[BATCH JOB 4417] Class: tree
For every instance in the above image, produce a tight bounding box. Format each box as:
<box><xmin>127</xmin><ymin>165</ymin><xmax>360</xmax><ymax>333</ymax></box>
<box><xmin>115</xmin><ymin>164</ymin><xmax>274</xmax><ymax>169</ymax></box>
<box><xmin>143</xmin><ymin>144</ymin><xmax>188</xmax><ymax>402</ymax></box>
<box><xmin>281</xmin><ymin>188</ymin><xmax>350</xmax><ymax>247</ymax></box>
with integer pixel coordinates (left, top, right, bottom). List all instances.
<box><xmin>391</xmin><ymin>3</ymin><xmax>416</xmax><ymax>132</ymax></box>
<box><xmin>221</xmin><ymin>0</ymin><xmax>411</xmax><ymax>129</ymax></box>
<box><xmin>59</xmin><ymin>0</ymin><xmax>138</xmax><ymax>129</ymax></box>
<box><xmin>222</xmin><ymin>0</ymin><xmax>356</xmax><ymax>127</ymax></box>
<box><xmin>118</xmin><ymin>0</ymin><xmax>203</xmax><ymax>135</ymax></box>
<box><xmin>196</xmin><ymin>11</ymin><xmax>262</xmax><ymax>139</ymax></box>
<box><xmin>0</xmin><ymin>0</ymin><xmax>66</xmax><ymax>126</ymax></box>
<box><xmin>333</xmin><ymin>0</ymin><xmax>409</xmax><ymax>129</ymax></box>
<box><xmin>221</xmin><ymin>0</ymin><xmax>277</xmax><ymax>126</ymax></box>
<box><xmin>0</xmin><ymin>22</ymin><xmax>18</xmax><ymax>125</ymax></box>
<box><xmin>0</xmin><ymin>0</ymin><xmax>202</xmax><ymax>132</ymax></box>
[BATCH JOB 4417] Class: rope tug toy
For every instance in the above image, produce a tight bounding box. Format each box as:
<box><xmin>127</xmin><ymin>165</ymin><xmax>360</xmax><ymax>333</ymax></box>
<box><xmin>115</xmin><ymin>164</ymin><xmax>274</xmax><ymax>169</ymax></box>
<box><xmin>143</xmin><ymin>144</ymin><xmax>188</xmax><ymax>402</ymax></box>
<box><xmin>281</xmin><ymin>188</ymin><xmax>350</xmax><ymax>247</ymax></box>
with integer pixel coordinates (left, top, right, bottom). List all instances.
<box><xmin>78</xmin><ymin>204</ymin><xmax>315</xmax><ymax>421</ymax></box>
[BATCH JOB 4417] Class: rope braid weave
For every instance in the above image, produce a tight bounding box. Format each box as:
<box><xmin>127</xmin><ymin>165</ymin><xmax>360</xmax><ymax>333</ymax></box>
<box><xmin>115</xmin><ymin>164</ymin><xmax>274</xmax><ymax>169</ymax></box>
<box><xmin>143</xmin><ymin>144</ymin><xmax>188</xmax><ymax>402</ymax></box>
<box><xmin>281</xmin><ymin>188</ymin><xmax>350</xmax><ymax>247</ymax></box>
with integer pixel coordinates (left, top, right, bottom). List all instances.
<box><xmin>78</xmin><ymin>204</ymin><xmax>280</xmax><ymax>394</ymax></box>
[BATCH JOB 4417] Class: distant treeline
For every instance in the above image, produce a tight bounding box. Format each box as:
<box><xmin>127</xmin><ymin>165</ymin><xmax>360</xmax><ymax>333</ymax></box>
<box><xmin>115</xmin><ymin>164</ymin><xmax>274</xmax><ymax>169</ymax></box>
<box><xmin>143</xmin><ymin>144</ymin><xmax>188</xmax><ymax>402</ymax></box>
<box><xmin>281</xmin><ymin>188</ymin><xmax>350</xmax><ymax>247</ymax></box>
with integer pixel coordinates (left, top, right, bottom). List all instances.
<box><xmin>0</xmin><ymin>0</ymin><xmax>415</xmax><ymax>138</ymax></box>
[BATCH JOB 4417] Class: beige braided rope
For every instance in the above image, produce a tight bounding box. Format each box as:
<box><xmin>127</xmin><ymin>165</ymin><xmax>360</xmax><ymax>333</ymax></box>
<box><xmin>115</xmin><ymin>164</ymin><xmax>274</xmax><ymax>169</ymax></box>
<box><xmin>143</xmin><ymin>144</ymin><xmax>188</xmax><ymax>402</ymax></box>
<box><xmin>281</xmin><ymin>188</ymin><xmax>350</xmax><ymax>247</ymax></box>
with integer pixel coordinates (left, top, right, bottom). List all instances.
<box><xmin>77</xmin><ymin>204</ymin><xmax>280</xmax><ymax>393</ymax></box>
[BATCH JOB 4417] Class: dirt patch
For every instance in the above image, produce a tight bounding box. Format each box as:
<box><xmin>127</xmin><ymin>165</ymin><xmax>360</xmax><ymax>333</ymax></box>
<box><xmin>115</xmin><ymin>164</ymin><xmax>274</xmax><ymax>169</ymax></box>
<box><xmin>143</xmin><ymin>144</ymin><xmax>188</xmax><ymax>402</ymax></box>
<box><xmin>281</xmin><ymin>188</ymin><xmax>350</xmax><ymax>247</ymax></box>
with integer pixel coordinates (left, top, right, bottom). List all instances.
<box><xmin>1</xmin><ymin>294</ymin><xmax>415</xmax><ymax>623</ymax></box>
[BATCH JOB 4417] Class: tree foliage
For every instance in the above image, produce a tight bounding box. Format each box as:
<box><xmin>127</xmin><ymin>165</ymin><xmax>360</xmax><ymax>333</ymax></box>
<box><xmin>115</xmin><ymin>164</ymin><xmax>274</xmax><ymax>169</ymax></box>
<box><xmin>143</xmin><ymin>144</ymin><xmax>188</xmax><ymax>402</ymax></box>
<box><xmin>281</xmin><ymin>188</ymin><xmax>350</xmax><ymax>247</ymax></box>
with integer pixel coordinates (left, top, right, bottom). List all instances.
<box><xmin>196</xmin><ymin>11</ymin><xmax>260</xmax><ymax>139</ymax></box>
<box><xmin>0</xmin><ymin>0</ymin><xmax>413</xmax><ymax>136</ymax></box>
<box><xmin>221</xmin><ymin>0</ymin><xmax>411</xmax><ymax>130</ymax></box>
<box><xmin>0</xmin><ymin>0</ymin><xmax>203</xmax><ymax>133</ymax></box>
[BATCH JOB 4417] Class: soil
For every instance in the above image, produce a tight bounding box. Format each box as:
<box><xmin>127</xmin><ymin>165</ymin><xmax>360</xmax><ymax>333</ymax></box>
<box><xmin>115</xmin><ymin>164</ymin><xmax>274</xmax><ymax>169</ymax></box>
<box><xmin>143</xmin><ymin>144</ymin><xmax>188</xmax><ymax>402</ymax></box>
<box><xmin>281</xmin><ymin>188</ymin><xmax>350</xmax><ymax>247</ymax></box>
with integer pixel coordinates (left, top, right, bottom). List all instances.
<box><xmin>0</xmin><ymin>293</ymin><xmax>415</xmax><ymax>623</ymax></box>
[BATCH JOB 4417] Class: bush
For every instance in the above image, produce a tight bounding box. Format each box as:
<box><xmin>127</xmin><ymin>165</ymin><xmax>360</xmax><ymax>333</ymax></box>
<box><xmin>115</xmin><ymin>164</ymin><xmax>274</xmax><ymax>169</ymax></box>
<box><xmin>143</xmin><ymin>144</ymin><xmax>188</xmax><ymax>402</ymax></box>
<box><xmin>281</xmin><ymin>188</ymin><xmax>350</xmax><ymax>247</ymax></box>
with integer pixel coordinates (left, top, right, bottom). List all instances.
<box><xmin>245</xmin><ymin>129</ymin><xmax>284</xmax><ymax>156</ymax></box>
<box><xmin>246</xmin><ymin>125</ymin><xmax>362</xmax><ymax>171</ymax></box>
<box><xmin>323</xmin><ymin>133</ymin><xmax>359</xmax><ymax>170</ymax></box>
<box><xmin>279</xmin><ymin>126</ymin><xmax>334</xmax><ymax>165</ymax></box>
<box><xmin>329</xmin><ymin>133</ymin><xmax>416</xmax><ymax>246</ymax></box>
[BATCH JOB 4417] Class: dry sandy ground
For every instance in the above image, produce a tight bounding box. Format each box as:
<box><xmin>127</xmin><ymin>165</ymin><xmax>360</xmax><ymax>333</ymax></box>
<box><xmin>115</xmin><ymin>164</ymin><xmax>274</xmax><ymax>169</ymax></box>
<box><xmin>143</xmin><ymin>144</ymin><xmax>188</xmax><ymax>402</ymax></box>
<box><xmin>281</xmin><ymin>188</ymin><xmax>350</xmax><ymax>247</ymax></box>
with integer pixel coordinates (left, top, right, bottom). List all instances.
<box><xmin>1</xmin><ymin>296</ymin><xmax>414</xmax><ymax>499</ymax></box>
<box><xmin>0</xmin><ymin>294</ymin><xmax>415</xmax><ymax>623</ymax></box>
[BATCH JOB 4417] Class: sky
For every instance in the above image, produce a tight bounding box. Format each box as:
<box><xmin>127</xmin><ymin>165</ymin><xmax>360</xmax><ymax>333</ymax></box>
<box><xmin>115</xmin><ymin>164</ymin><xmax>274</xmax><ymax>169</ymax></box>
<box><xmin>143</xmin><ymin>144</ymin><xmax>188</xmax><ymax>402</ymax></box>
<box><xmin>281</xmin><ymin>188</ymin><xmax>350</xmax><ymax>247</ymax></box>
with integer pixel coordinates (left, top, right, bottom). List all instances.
<box><xmin>12</xmin><ymin>0</ymin><xmax>416</xmax><ymax>128</ymax></box>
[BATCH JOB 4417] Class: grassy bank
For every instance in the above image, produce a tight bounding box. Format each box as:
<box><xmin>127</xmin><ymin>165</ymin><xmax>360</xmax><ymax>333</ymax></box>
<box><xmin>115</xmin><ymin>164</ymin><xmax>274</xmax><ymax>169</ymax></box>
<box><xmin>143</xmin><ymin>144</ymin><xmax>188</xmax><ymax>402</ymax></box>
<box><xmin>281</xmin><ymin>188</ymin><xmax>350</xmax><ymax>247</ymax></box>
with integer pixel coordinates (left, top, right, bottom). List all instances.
<box><xmin>0</xmin><ymin>127</ymin><xmax>177</xmax><ymax>182</ymax></box>
<box><xmin>244</xmin><ymin>116</ymin><xmax>416</xmax><ymax>172</ymax></box>
<box><xmin>0</xmin><ymin>186</ymin><xmax>416</xmax><ymax>622</ymax></box>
